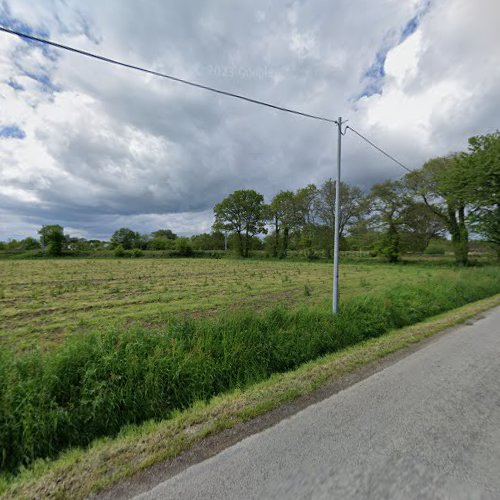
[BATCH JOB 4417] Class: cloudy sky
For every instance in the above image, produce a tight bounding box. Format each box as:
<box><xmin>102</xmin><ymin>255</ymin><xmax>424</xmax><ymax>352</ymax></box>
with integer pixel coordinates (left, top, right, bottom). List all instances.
<box><xmin>1</xmin><ymin>0</ymin><xmax>499</xmax><ymax>240</ymax></box>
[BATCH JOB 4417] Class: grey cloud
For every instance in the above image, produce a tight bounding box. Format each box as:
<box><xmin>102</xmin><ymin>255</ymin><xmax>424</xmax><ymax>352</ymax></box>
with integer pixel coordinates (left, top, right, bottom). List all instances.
<box><xmin>1</xmin><ymin>0</ymin><xmax>498</xmax><ymax>240</ymax></box>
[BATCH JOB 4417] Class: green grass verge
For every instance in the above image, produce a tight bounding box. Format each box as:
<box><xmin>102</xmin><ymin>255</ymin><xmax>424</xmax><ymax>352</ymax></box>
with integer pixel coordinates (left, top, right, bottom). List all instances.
<box><xmin>1</xmin><ymin>293</ymin><xmax>499</xmax><ymax>499</ymax></box>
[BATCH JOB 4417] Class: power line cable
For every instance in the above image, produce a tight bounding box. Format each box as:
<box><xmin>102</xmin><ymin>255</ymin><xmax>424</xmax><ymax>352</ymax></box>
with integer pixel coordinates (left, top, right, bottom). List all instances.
<box><xmin>0</xmin><ymin>25</ymin><xmax>338</xmax><ymax>125</ymax></box>
<box><xmin>346</xmin><ymin>125</ymin><xmax>412</xmax><ymax>173</ymax></box>
<box><xmin>1</xmin><ymin>26</ymin><xmax>414</xmax><ymax>172</ymax></box>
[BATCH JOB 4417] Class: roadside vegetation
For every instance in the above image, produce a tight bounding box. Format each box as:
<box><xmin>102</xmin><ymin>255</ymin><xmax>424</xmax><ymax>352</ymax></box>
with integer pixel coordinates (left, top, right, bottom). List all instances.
<box><xmin>1</xmin><ymin>266</ymin><xmax>499</xmax><ymax>475</ymax></box>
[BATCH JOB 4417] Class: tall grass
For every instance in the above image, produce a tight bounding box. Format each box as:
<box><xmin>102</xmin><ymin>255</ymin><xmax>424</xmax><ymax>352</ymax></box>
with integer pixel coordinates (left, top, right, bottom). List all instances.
<box><xmin>1</xmin><ymin>268</ymin><xmax>499</xmax><ymax>473</ymax></box>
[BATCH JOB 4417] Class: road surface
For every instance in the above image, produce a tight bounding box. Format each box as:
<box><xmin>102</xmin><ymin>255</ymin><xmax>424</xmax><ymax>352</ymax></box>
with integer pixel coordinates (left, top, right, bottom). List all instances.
<box><xmin>135</xmin><ymin>307</ymin><xmax>500</xmax><ymax>499</ymax></box>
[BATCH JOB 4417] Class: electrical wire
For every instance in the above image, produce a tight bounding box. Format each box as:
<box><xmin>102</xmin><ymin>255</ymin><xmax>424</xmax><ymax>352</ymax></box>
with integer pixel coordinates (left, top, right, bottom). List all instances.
<box><xmin>346</xmin><ymin>125</ymin><xmax>412</xmax><ymax>173</ymax></box>
<box><xmin>0</xmin><ymin>25</ymin><xmax>338</xmax><ymax>125</ymax></box>
<box><xmin>1</xmin><ymin>26</ymin><xmax>414</xmax><ymax>172</ymax></box>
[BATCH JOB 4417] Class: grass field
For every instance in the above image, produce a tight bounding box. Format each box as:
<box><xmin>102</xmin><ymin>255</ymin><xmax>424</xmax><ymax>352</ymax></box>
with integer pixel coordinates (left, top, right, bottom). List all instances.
<box><xmin>0</xmin><ymin>257</ymin><xmax>491</xmax><ymax>351</ymax></box>
<box><xmin>1</xmin><ymin>257</ymin><xmax>500</xmax><ymax>475</ymax></box>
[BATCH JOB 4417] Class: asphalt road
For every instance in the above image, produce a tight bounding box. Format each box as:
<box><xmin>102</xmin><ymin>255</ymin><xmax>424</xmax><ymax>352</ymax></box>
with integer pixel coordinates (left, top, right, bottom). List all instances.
<box><xmin>135</xmin><ymin>307</ymin><xmax>500</xmax><ymax>500</ymax></box>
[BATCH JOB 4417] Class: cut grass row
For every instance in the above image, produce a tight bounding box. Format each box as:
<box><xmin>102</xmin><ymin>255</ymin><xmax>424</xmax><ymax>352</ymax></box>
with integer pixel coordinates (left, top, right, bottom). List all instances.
<box><xmin>0</xmin><ymin>258</ymin><xmax>491</xmax><ymax>351</ymax></box>
<box><xmin>1</xmin><ymin>266</ymin><xmax>499</xmax><ymax>475</ymax></box>
<box><xmin>2</xmin><ymin>294</ymin><xmax>499</xmax><ymax>500</ymax></box>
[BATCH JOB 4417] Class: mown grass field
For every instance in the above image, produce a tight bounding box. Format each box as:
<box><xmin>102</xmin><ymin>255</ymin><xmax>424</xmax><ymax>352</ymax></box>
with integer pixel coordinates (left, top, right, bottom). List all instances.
<box><xmin>1</xmin><ymin>257</ymin><xmax>500</xmax><ymax>477</ymax></box>
<box><xmin>0</xmin><ymin>257</ymin><xmax>491</xmax><ymax>351</ymax></box>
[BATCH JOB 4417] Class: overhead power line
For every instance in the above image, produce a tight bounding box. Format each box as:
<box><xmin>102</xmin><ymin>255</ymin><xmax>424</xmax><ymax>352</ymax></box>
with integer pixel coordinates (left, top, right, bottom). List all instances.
<box><xmin>1</xmin><ymin>26</ymin><xmax>412</xmax><ymax>174</ymax></box>
<box><xmin>346</xmin><ymin>125</ymin><xmax>412</xmax><ymax>173</ymax></box>
<box><xmin>0</xmin><ymin>25</ymin><xmax>338</xmax><ymax>125</ymax></box>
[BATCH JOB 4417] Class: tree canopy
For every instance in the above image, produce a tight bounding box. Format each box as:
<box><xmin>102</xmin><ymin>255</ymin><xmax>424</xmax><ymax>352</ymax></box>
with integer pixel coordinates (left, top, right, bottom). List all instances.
<box><xmin>38</xmin><ymin>225</ymin><xmax>65</xmax><ymax>256</ymax></box>
<box><xmin>213</xmin><ymin>189</ymin><xmax>267</xmax><ymax>257</ymax></box>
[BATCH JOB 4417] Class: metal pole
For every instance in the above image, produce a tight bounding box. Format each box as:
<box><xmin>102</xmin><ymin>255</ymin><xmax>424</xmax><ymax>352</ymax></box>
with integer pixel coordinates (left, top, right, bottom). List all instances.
<box><xmin>333</xmin><ymin>117</ymin><xmax>342</xmax><ymax>313</ymax></box>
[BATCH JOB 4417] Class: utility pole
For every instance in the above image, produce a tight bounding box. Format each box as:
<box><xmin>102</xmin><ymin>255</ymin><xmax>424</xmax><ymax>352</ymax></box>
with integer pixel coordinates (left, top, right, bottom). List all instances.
<box><xmin>224</xmin><ymin>230</ymin><xmax>228</xmax><ymax>251</ymax></box>
<box><xmin>333</xmin><ymin>117</ymin><xmax>342</xmax><ymax>314</ymax></box>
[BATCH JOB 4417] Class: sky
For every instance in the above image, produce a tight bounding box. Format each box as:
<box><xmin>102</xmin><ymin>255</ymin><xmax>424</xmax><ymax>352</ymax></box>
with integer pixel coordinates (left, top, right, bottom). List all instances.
<box><xmin>0</xmin><ymin>0</ymin><xmax>499</xmax><ymax>240</ymax></box>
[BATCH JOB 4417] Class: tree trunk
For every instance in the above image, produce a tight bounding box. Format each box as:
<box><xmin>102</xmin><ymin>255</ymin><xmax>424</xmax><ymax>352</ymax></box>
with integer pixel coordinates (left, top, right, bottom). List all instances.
<box><xmin>244</xmin><ymin>229</ymin><xmax>249</xmax><ymax>258</ymax></box>
<box><xmin>281</xmin><ymin>226</ymin><xmax>289</xmax><ymax>258</ymax></box>
<box><xmin>451</xmin><ymin>233</ymin><xmax>469</xmax><ymax>265</ymax></box>
<box><xmin>384</xmin><ymin>223</ymin><xmax>400</xmax><ymax>263</ymax></box>
<box><xmin>237</xmin><ymin>231</ymin><xmax>244</xmax><ymax>257</ymax></box>
<box><xmin>273</xmin><ymin>215</ymin><xmax>279</xmax><ymax>258</ymax></box>
<box><xmin>448</xmin><ymin>206</ymin><xmax>469</xmax><ymax>266</ymax></box>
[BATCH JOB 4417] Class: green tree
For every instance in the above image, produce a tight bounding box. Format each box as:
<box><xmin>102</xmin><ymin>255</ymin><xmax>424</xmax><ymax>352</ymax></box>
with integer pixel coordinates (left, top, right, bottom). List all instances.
<box><xmin>65</xmin><ymin>237</ymin><xmax>92</xmax><ymax>253</ymax></box>
<box><xmin>315</xmin><ymin>180</ymin><xmax>366</xmax><ymax>237</ymax></box>
<box><xmin>310</xmin><ymin>180</ymin><xmax>368</xmax><ymax>258</ymax></box>
<box><xmin>294</xmin><ymin>184</ymin><xmax>319</xmax><ymax>256</ymax></box>
<box><xmin>369</xmin><ymin>180</ymin><xmax>409</xmax><ymax>262</ymax></box>
<box><xmin>267</xmin><ymin>191</ymin><xmax>301</xmax><ymax>258</ymax></box>
<box><xmin>20</xmin><ymin>237</ymin><xmax>41</xmax><ymax>251</ymax></box>
<box><xmin>174</xmin><ymin>237</ymin><xmax>194</xmax><ymax>257</ymax></box>
<box><xmin>190</xmin><ymin>232</ymin><xmax>225</xmax><ymax>251</ymax></box>
<box><xmin>459</xmin><ymin>132</ymin><xmax>500</xmax><ymax>259</ymax></box>
<box><xmin>151</xmin><ymin>229</ymin><xmax>177</xmax><ymax>240</ymax></box>
<box><xmin>399</xmin><ymin>202</ymin><xmax>445</xmax><ymax>253</ymax></box>
<box><xmin>38</xmin><ymin>225</ymin><xmax>65</xmax><ymax>256</ymax></box>
<box><xmin>213</xmin><ymin>190</ymin><xmax>267</xmax><ymax>257</ymax></box>
<box><xmin>110</xmin><ymin>228</ymin><xmax>141</xmax><ymax>250</ymax></box>
<box><xmin>406</xmin><ymin>155</ymin><xmax>470</xmax><ymax>265</ymax></box>
<box><xmin>148</xmin><ymin>238</ymin><xmax>175</xmax><ymax>251</ymax></box>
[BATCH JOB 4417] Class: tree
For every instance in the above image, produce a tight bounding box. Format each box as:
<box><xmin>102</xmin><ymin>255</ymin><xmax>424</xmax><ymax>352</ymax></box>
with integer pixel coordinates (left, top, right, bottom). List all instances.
<box><xmin>148</xmin><ymin>237</ymin><xmax>175</xmax><ymax>251</ymax></box>
<box><xmin>20</xmin><ymin>237</ymin><xmax>41</xmax><ymax>251</ymax></box>
<box><xmin>213</xmin><ymin>190</ymin><xmax>267</xmax><ymax>257</ymax></box>
<box><xmin>458</xmin><ymin>132</ymin><xmax>500</xmax><ymax>259</ymax></box>
<box><xmin>190</xmin><ymin>232</ymin><xmax>225</xmax><ymax>251</ymax></box>
<box><xmin>312</xmin><ymin>180</ymin><xmax>368</xmax><ymax>257</ymax></box>
<box><xmin>315</xmin><ymin>180</ymin><xmax>366</xmax><ymax>237</ymax></box>
<box><xmin>110</xmin><ymin>228</ymin><xmax>141</xmax><ymax>250</ymax></box>
<box><xmin>406</xmin><ymin>155</ymin><xmax>470</xmax><ymax>265</ymax></box>
<box><xmin>174</xmin><ymin>237</ymin><xmax>194</xmax><ymax>257</ymax></box>
<box><xmin>267</xmin><ymin>191</ymin><xmax>301</xmax><ymax>257</ymax></box>
<box><xmin>294</xmin><ymin>184</ymin><xmax>319</xmax><ymax>256</ymax></box>
<box><xmin>151</xmin><ymin>229</ymin><xmax>177</xmax><ymax>240</ymax></box>
<box><xmin>38</xmin><ymin>225</ymin><xmax>65</xmax><ymax>256</ymax></box>
<box><xmin>399</xmin><ymin>202</ymin><xmax>445</xmax><ymax>253</ymax></box>
<box><xmin>369</xmin><ymin>180</ymin><xmax>409</xmax><ymax>262</ymax></box>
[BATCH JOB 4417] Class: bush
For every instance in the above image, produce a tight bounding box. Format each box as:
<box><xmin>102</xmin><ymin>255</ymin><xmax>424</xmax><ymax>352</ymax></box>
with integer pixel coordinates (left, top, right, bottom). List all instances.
<box><xmin>113</xmin><ymin>244</ymin><xmax>126</xmax><ymax>258</ymax></box>
<box><xmin>424</xmin><ymin>244</ymin><xmax>446</xmax><ymax>255</ymax></box>
<box><xmin>173</xmin><ymin>238</ymin><xmax>194</xmax><ymax>257</ymax></box>
<box><xmin>131</xmin><ymin>248</ymin><xmax>143</xmax><ymax>258</ymax></box>
<box><xmin>1</xmin><ymin>268</ymin><xmax>499</xmax><ymax>472</ymax></box>
<box><xmin>306</xmin><ymin>250</ymin><xmax>320</xmax><ymax>261</ymax></box>
<box><xmin>376</xmin><ymin>226</ymin><xmax>400</xmax><ymax>263</ymax></box>
<box><xmin>148</xmin><ymin>238</ymin><xmax>175</xmax><ymax>251</ymax></box>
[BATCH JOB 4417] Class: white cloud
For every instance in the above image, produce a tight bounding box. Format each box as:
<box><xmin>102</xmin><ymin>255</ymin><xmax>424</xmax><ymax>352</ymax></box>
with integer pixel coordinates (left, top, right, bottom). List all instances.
<box><xmin>0</xmin><ymin>0</ymin><xmax>498</xmax><ymax>240</ymax></box>
<box><xmin>356</xmin><ymin>0</ymin><xmax>500</xmax><ymax>157</ymax></box>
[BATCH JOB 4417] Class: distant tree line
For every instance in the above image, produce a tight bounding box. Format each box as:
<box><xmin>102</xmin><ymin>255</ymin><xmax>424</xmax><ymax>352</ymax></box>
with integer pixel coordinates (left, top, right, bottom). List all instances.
<box><xmin>1</xmin><ymin>131</ymin><xmax>498</xmax><ymax>264</ymax></box>
<box><xmin>212</xmin><ymin>131</ymin><xmax>499</xmax><ymax>265</ymax></box>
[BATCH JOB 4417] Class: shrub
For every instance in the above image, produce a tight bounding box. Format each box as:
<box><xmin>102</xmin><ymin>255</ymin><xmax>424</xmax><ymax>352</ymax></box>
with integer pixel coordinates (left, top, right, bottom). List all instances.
<box><xmin>113</xmin><ymin>244</ymin><xmax>126</xmax><ymax>258</ymax></box>
<box><xmin>424</xmin><ymin>244</ymin><xmax>446</xmax><ymax>255</ymax></box>
<box><xmin>173</xmin><ymin>238</ymin><xmax>194</xmax><ymax>257</ymax></box>
<box><xmin>306</xmin><ymin>251</ymin><xmax>320</xmax><ymax>261</ymax></box>
<box><xmin>376</xmin><ymin>226</ymin><xmax>400</xmax><ymax>263</ymax></box>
